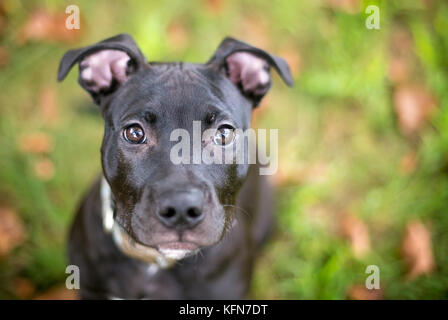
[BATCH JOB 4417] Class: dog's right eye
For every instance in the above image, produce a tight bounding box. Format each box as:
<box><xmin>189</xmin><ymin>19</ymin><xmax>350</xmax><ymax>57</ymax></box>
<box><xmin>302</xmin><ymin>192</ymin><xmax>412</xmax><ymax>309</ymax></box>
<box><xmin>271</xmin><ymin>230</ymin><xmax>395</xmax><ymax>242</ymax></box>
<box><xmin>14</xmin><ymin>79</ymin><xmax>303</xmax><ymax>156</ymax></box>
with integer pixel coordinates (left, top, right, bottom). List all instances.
<box><xmin>123</xmin><ymin>124</ymin><xmax>146</xmax><ymax>144</ymax></box>
<box><xmin>213</xmin><ymin>124</ymin><xmax>235</xmax><ymax>146</ymax></box>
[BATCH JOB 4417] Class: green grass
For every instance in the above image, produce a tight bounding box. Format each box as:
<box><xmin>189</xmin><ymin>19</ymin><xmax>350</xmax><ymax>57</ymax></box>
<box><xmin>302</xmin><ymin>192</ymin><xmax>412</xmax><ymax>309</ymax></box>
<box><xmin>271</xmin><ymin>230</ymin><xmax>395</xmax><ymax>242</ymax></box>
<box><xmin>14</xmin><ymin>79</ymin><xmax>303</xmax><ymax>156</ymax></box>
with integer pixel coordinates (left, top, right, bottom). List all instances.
<box><xmin>0</xmin><ymin>0</ymin><xmax>447</xmax><ymax>299</ymax></box>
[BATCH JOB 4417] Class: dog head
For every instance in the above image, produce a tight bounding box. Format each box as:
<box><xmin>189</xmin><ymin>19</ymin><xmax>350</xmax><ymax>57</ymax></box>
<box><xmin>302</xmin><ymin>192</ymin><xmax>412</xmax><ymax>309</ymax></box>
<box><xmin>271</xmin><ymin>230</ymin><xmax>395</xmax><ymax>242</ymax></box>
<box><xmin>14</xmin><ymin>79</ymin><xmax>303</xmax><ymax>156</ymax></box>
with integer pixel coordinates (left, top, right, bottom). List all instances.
<box><xmin>59</xmin><ymin>34</ymin><xmax>293</xmax><ymax>262</ymax></box>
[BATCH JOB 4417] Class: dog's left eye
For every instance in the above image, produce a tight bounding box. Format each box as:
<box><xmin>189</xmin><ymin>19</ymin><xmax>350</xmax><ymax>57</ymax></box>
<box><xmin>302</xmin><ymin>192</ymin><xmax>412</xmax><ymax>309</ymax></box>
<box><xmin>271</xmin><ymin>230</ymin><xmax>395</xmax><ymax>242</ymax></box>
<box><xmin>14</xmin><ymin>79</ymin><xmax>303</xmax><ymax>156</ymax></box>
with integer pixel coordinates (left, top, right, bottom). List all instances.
<box><xmin>213</xmin><ymin>124</ymin><xmax>235</xmax><ymax>146</ymax></box>
<box><xmin>123</xmin><ymin>124</ymin><xmax>146</xmax><ymax>144</ymax></box>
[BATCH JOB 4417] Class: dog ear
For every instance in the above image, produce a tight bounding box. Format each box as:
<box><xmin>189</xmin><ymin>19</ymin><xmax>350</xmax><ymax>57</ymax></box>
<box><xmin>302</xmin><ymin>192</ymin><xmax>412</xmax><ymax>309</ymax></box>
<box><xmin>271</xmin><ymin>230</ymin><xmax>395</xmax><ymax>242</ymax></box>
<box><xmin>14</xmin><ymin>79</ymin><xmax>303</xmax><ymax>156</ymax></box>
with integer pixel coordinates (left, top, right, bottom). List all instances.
<box><xmin>57</xmin><ymin>34</ymin><xmax>147</xmax><ymax>105</ymax></box>
<box><xmin>207</xmin><ymin>37</ymin><xmax>294</xmax><ymax>106</ymax></box>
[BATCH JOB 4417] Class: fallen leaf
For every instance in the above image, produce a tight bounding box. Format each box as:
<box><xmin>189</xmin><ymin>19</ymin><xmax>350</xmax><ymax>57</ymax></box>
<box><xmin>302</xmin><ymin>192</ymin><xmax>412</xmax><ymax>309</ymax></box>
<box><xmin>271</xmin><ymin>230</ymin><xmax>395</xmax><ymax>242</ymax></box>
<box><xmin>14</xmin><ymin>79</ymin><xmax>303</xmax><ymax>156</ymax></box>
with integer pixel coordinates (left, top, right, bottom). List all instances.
<box><xmin>402</xmin><ymin>220</ymin><xmax>435</xmax><ymax>279</ymax></box>
<box><xmin>388</xmin><ymin>28</ymin><xmax>416</xmax><ymax>85</ymax></box>
<box><xmin>272</xmin><ymin>166</ymin><xmax>301</xmax><ymax>186</ymax></box>
<box><xmin>38</xmin><ymin>87</ymin><xmax>58</xmax><ymax>123</ymax></box>
<box><xmin>236</xmin><ymin>15</ymin><xmax>271</xmax><ymax>49</ymax></box>
<box><xmin>167</xmin><ymin>21</ymin><xmax>189</xmax><ymax>52</ymax></box>
<box><xmin>340</xmin><ymin>214</ymin><xmax>370</xmax><ymax>258</ymax></box>
<box><xmin>0</xmin><ymin>46</ymin><xmax>9</xmax><ymax>68</ymax></box>
<box><xmin>13</xmin><ymin>277</ymin><xmax>36</xmax><ymax>299</ymax></box>
<box><xmin>303</xmin><ymin>162</ymin><xmax>329</xmax><ymax>184</ymax></box>
<box><xmin>324</xmin><ymin>0</ymin><xmax>360</xmax><ymax>14</ymax></box>
<box><xmin>421</xmin><ymin>0</ymin><xmax>433</xmax><ymax>9</ymax></box>
<box><xmin>393</xmin><ymin>84</ymin><xmax>436</xmax><ymax>136</ymax></box>
<box><xmin>205</xmin><ymin>0</ymin><xmax>226</xmax><ymax>14</ymax></box>
<box><xmin>399</xmin><ymin>152</ymin><xmax>418</xmax><ymax>175</ymax></box>
<box><xmin>388</xmin><ymin>56</ymin><xmax>411</xmax><ymax>85</ymax></box>
<box><xmin>0</xmin><ymin>207</ymin><xmax>26</xmax><ymax>257</ymax></box>
<box><xmin>33</xmin><ymin>158</ymin><xmax>55</xmax><ymax>181</ymax></box>
<box><xmin>347</xmin><ymin>284</ymin><xmax>383</xmax><ymax>300</ymax></box>
<box><xmin>0</xmin><ymin>2</ymin><xmax>9</xmax><ymax>37</ymax></box>
<box><xmin>390</xmin><ymin>28</ymin><xmax>413</xmax><ymax>57</ymax></box>
<box><xmin>34</xmin><ymin>285</ymin><xmax>79</xmax><ymax>300</ymax></box>
<box><xmin>19</xmin><ymin>132</ymin><xmax>53</xmax><ymax>154</ymax></box>
<box><xmin>17</xmin><ymin>10</ymin><xmax>82</xmax><ymax>45</ymax></box>
<box><xmin>273</xmin><ymin>161</ymin><xmax>329</xmax><ymax>186</ymax></box>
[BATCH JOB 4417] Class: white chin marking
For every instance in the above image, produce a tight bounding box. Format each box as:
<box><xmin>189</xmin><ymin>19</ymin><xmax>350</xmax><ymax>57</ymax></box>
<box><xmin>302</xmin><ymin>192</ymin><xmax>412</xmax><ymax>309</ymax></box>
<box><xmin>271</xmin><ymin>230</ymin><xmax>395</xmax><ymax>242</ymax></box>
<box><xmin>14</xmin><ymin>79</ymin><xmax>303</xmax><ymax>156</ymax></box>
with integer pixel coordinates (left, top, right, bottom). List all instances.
<box><xmin>159</xmin><ymin>249</ymin><xmax>192</xmax><ymax>260</ymax></box>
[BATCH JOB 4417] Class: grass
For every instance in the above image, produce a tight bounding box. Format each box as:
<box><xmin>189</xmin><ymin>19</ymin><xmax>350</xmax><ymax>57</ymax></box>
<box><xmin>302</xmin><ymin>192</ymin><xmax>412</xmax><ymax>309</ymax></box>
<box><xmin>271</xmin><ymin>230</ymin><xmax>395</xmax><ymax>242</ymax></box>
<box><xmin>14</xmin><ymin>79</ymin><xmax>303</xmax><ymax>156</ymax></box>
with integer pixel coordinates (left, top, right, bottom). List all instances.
<box><xmin>0</xmin><ymin>0</ymin><xmax>447</xmax><ymax>299</ymax></box>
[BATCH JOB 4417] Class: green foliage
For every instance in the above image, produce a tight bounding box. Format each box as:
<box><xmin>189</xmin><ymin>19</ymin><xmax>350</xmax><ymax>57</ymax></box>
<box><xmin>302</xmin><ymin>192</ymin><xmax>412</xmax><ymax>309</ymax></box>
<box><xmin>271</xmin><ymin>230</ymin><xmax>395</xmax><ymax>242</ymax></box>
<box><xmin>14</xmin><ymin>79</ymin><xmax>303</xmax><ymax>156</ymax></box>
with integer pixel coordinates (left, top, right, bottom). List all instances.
<box><xmin>0</xmin><ymin>0</ymin><xmax>447</xmax><ymax>299</ymax></box>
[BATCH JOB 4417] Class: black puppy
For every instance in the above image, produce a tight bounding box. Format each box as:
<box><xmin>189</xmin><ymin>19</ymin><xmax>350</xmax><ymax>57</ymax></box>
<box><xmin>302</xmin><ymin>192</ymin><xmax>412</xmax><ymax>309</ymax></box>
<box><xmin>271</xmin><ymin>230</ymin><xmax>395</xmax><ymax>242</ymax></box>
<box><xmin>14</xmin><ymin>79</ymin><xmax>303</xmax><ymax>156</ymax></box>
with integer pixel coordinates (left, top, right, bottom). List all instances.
<box><xmin>58</xmin><ymin>34</ymin><xmax>293</xmax><ymax>299</ymax></box>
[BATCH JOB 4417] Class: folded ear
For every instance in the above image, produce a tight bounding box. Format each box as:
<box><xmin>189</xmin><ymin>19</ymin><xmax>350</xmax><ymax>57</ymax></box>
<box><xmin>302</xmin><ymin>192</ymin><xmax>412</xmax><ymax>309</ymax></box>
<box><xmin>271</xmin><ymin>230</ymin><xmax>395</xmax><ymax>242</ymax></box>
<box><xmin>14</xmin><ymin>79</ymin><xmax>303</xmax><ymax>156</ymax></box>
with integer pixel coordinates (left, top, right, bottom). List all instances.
<box><xmin>57</xmin><ymin>34</ymin><xmax>147</xmax><ymax>105</ymax></box>
<box><xmin>207</xmin><ymin>37</ymin><xmax>294</xmax><ymax>106</ymax></box>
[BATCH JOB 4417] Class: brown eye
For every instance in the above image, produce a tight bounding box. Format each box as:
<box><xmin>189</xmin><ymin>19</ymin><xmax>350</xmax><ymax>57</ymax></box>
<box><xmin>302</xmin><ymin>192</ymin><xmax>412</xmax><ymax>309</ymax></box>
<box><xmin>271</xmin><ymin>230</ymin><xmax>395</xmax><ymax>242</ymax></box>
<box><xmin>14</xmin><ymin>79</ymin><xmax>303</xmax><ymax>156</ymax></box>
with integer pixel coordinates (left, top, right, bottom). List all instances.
<box><xmin>123</xmin><ymin>124</ymin><xmax>146</xmax><ymax>144</ymax></box>
<box><xmin>213</xmin><ymin>124</ymin><xmax>235</xmax><ymax>146</ymax></box>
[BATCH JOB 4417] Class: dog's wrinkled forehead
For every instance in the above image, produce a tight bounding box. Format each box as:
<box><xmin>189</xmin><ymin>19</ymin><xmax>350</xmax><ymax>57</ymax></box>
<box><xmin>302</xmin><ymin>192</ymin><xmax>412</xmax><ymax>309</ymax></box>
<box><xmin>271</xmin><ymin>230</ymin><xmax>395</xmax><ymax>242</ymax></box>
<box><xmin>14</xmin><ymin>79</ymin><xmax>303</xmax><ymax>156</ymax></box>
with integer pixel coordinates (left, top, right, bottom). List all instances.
<box><xmin>106</xmin><ymin>62</ymin><xmax>250</xmax><ymax>128</ymax></box>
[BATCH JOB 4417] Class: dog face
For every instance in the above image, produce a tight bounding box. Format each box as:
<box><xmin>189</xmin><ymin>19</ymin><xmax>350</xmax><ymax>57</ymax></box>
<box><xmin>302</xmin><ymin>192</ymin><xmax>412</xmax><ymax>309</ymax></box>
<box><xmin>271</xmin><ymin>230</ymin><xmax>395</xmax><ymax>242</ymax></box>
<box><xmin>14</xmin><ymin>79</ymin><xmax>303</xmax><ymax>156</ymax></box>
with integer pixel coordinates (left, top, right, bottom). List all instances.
<box><xmin>59</xmin><ymin>34</ymin><xmax>292</xmax><ymax>261</ymax></box>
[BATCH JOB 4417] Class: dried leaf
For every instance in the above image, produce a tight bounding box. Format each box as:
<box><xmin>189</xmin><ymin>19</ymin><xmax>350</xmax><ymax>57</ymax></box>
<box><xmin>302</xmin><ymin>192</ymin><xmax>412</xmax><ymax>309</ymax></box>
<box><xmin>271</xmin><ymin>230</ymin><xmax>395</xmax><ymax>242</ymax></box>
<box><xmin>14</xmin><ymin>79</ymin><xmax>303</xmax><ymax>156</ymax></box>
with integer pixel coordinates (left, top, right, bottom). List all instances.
<box><xmin>13</xmin><ymin>277</ymin><xmax>35</xmax><ymax>299</ymax></box>
<box><xmin>347</xmin><ymin>284</ymin><xmax>383</xmax><ymax>300</ymax></box>
<box><xmin>34</xmin><ymin>285</ymin><xmax>79</xmax><ymax>300</ymax></box>
<box><xmin>303</xmin><ymin>162</ymin><xmax>329</xmax><ymax>184</ymax></box>
<box><xmin>0</xmin><ymin>46</ymin><xmax>9</xmax><ymax>68</ymax></box>
<box><xmin>17</xmin><ymin>10</ymin><xmax>82</xmax><ymax>45</ymax></box>
<box><xmin>393</xmin><ymin>84</ymin><xmax>436</xmax><ymax>136</ymax></box>
<box><xmin>205</xmin><ymin>0</ymin><xmax>226</xmax><ymax>14</ymax></box>
<box><xmin>0</xmin><ymin>207</ymin><xmax>26</xmax><ymax>257</ymax></box>
<box><xmin>402</xmin><ymin>221</ymin><xmax>435</xmax><ymax>279</ymax></box>
<box><xmin>324</xmin><ymin>0</ymin><xmax>360</xmax><ymax>14</ymax></box>
<box><xmin>399</xmin><ymin>152</ymin><xmax>417</xmax><ymax>175</ymax></box>
<box><xmin>390</xmin><ymin>29</ymin><xmax>413</xmax><ymax>57</ymax></box>
<box><xmin>388</xmin><ymin>56</ymin><xmax>411</xmax><ymax>84</ymax></box>
<box><xmin>33</xmin><ymin>158</ymin><xmax>55</xmax><ymax>181</ymax></box>
<box><xmin>388</xmin><ymin>29</ymin><xmax>415</xmax><ymax>85</ymax></box>
<box><xmin>273</xmin><ymin>167</ymin><xmax>298</xmax><ymax>186</ymax></box>
<box><xmin>237</xmin><ymin>16</ymin><xmax>271</xmax><ymax>49</ymax></box>
<box><xmin>421</xmin><ymin>0</ymin><xmax>434</xmax><ymax>9</ymax></box>
<box><xmin>340</xmin><ymin>214</ymin><xmax>370</xmax><ymax>258</ymax></box>
<box><xmin>167</xmin><ymin>21</ymin><xmax>189</xmax><ymax>52</ymax></box>
<box><xmin>273</xmin><ymin>161</ymin><xmax>328</xmax><ymax>186</ymax></box>
<box><xmin>38</xmin><ymin>87</ymin><xmax>58</xmax><ymax>123</ymax></box>
<box><xmin>19</xmin><ymin>132</ymin><xmax>53</xmax><ymax>154</ymax></box>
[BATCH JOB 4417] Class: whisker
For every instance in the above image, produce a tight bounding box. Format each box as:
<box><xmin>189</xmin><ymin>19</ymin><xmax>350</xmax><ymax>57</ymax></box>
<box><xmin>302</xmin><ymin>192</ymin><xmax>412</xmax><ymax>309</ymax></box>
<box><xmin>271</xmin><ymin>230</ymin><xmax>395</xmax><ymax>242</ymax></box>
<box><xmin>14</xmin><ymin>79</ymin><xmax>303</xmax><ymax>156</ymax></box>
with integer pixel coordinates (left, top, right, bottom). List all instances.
<box><xmin>223</xmin><ymin>204</ymin><xmax>250</xmax><ymax>218</ymax></box>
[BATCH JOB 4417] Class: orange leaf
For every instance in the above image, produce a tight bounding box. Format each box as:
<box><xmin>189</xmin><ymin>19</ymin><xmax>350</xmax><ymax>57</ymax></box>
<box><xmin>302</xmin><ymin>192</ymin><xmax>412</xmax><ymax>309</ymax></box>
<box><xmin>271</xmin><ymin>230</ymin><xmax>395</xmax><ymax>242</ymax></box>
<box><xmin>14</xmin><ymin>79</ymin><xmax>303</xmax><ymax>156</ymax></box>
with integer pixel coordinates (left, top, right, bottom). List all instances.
<box><xmin>39</xmin><ymin>87</ymin><xmax>58</xmax><ymax>124</ymax></box>
<box><xmin>340</xmin><ymin>214</ymin><xmax>370</xmax><ymax>258</ymax></box>
<box><xmin>0</xmin><ymin>46</ymin><xmax>9</xmax><ymax>68</ymax></box>
<box><xmin>13</xmin><ymin>277</ymin><xmax>36</xmax><ymax>299</ymax></box>
<box><xmin>402</xmin><ymin>221</ymin><xmax>435</xmax><ymax>279</ymax></box>
<box><xmin>393</xmin><ymin>84</ymin><xmax>436</xmax><ymax>136</ymax></box>
<box><xmin>324</xmin><ymin>0</ymin><xmax>360</xmax><ymax>14</ymax></box>
<box><xmin>167</xmin><ymin>21</ymin><xmax>189</xmax><ymax>52</ymax></box>
<box><xmin>17</xmin><ymin>10</ymin><xmax>82</xmax><ymax>45</ymax></box>
<box><xmin>33</xmin><ymin>158</ymin><xmax>55</xmax><ymax>181</ymax></box>
<box><xmin>205</xmin><ymin>0</ymin><xmax>226</xmax><ymax>14</ymax></box>
<box><xmin>34</xmin><ymin>285</ymin><xmax>79</xmax><ymax>300</ymax></box>
<box><xmin>347</xmin><ymin>284</ymin><xmax>383</xmax><ymax>300</ymax></box>
<box><xmin>0</xmin><ymin>207</ymin><xmax>26</xmax><ymax>257</ymax></box>
<box><xmin>19</xmin><ymin>132</ymin><xmax>53</xmax><ymax>154</ymax></box>
<box><xmin>399</xmin><ymin>152</ymin><xmax>417</xmax><ymax>175</ymax></box>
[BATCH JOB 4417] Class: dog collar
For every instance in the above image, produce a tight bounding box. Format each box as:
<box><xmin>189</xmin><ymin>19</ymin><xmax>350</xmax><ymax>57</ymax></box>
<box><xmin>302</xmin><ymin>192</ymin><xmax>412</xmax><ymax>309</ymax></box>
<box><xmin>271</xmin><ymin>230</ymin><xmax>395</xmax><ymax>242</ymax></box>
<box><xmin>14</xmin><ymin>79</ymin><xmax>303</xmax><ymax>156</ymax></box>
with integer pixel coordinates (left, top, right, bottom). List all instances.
<box><xmin>100</xmin><ymin>176</ymin><xmax>175</xmax><ymax>268</ymax></box>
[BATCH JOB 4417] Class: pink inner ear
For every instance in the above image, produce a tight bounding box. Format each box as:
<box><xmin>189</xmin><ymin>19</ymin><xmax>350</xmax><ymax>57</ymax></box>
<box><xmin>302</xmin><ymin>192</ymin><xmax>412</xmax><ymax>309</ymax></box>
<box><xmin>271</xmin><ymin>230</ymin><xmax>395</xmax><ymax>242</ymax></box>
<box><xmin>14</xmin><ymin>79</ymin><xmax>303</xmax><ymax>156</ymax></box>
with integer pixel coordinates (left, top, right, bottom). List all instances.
<box><xmin>80</xmin><ymin>50</ymin><xmax>130</xmax><ymax>93</ymax></box>
<box><xmin>226</xmin><ymin>52</ymin><xmax>270</xmax><ymax>93</ymax></box>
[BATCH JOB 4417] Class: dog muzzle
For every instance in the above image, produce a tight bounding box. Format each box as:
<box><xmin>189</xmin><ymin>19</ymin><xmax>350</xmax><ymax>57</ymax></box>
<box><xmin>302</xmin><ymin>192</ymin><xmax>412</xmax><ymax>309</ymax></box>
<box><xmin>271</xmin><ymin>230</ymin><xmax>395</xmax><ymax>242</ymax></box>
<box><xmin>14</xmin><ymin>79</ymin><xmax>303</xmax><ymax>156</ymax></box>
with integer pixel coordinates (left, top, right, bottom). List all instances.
<box><xmin>100</xmin><ymin>176</ymin><xmax>176</xmax><ymax>268</ymax></box>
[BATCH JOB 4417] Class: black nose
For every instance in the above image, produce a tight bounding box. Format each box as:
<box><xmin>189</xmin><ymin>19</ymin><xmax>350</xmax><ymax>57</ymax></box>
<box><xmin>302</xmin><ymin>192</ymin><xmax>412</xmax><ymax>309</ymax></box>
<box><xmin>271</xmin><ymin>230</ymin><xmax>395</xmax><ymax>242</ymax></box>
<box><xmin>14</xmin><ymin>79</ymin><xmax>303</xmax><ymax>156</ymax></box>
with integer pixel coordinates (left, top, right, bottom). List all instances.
<box><xmin>157</xmin><ymin>189</ymin><xmax>205</xmax><ymax>229</ymax></box>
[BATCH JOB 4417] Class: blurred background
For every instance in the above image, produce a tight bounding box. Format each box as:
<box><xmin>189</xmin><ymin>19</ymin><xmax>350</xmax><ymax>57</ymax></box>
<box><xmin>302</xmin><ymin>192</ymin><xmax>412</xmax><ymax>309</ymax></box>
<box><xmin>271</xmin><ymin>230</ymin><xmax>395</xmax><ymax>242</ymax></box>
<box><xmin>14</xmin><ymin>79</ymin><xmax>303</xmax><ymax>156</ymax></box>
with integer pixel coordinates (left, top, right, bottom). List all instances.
<box><xmin>0</xmin><ymin>0</ymin><xmax>447</xmax><ymax>299</ymax></box>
